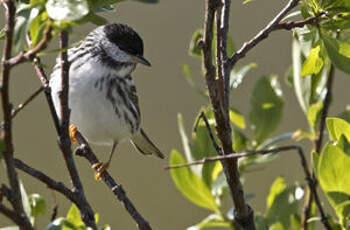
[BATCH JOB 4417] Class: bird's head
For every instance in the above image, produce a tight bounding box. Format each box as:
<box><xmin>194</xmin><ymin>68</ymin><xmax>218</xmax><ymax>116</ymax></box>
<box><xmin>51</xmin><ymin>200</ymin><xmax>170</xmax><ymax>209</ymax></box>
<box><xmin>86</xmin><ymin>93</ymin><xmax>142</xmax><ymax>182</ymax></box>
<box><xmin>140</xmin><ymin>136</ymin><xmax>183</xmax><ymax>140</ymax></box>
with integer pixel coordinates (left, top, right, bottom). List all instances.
<box><xmin>87</xmin><ymin>23</ymin><xmax>151</xmax><ymax>77</ymax></box>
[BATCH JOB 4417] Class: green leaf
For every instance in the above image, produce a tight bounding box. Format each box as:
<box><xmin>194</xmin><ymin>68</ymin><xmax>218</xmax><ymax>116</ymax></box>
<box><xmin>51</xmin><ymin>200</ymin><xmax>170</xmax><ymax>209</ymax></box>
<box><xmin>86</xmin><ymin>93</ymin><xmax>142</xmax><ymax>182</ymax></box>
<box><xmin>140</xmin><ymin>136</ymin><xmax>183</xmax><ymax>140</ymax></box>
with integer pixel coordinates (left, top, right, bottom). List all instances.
<box><xmin>189</xmin><ymin>29</ymin><xmax>203</xmax><ymax>58</ymax></box>
<box><xmin>169</xmin><ymin>150</ymin><xmax>218</xmax><ymax>211</ymax></box>
<box><xmin>335</xmin><ymin>200</ymin><xmax>350</xmax><ymax>228</ymax></box>
<box><xmin>312</xmin><ymin>151</ymin><xmax>319</xmax><ymax>175</ymax></box>
<box><xmin>242</xmin><ymin>0</ymin><xmax>255</xmax><ymax>4</ymax></box>
<box><xmin>265</xmin><ymin>177</ymin><xmax>299</xmax><ymax>229</ymax></box>
<box><xmin>187</xmin><ymin>214</ymin><xmax>230</xmax><ymax>230</ymax></box>
<box><xmin>323</xmin><ymin>35</ymin><xmax>350</xmax><ymax>74</ymax></box>
<box><xmin>29</xmin><ymin>194</ymin><xmax>46</xmax><ymax>217</ymax></box>
<box><xmin>318</xmin><ymin>142</ymin><xmax>350</xmax><ymax>195</ymax></box>
<box><xmin>46</xmin><ymin>0</ymin><xmax>89</xmax><ymax>21</ymax></box>
<box><xmin>301</xmin><ymin>44</ymin><xmax>324</xmax><ymax>77</ymax></box>
<box><xmin>232</xmin><ymin>128</ymin><xmax>248</xmax><ymax>152</ymax></box>
<box><xmin>326</xmin><ymin>117</ymin><xmax>350</xmax><ymax>142</ymax></box>
<box><xmin>64</xmin><ymin>204</ymin><xmax>84</xmax><ymax>229</ymax></box>
<box><xmin>14</xmin><ymin>4</ymin><xmax>40</xmax><ymax>51</ymax></box>
<box><xmin>230</xmin><ymin>63</ymin><xmax>257</xmax><ymax>89</ymax></box>
<box><xmin>292</xmin><ymin>38</ymin><xmax>311</xmax><ymax>113</ymax></box>
<box><xmin>266</xmin><ymin>177</ymin><xmax>286</xmax><ymax>209</ymax></box>
<box><xmin>29</xmin><ymin>11</ymin><xmax>48</xmax><ymax>47</ymax></box>
<box><xmin>249</xmin><ymin>76</ymin><xmax>284</xmax><ymax>145</ymax></box>
<box><xmin>229</xmin><ymin>108</ymin><xmax>245</xmax><ymax>129</ymax></box>
<box><xmin>307</xmin><ymin>101</ymin><xmax>323</xmax><ymax>130</ymax></box>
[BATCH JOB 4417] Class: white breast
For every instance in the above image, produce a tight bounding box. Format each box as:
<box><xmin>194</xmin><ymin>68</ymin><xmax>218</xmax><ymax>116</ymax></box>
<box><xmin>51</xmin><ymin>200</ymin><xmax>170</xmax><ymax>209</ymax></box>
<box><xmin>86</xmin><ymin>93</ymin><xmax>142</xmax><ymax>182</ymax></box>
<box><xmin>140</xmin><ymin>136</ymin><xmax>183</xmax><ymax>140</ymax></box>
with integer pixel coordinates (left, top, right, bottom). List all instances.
<box><xmin>50</xmin><ymin>59</ymin><xmax>136</xmax><ymax>146</ymax></box>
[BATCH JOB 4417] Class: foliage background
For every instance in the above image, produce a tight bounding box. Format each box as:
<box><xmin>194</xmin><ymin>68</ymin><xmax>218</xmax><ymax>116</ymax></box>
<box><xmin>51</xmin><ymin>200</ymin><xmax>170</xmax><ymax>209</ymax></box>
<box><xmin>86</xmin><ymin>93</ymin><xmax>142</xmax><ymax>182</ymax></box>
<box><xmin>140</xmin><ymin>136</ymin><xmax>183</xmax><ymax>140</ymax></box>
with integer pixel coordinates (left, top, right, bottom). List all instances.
<box><xmin>0</xmin><ymin>0</ymin><xmax>349</xmax><ymax>229</ymax></box>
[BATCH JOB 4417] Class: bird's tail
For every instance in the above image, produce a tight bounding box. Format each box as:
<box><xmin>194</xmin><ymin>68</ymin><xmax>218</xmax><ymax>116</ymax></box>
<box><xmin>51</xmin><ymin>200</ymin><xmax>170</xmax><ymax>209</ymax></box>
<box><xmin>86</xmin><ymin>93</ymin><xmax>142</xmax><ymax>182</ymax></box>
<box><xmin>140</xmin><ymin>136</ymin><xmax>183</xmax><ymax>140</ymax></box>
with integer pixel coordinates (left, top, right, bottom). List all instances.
<box><xmin>131</xmin><ymin>129</ymin><xmax>164</xmax><ymax>159</ymax></box>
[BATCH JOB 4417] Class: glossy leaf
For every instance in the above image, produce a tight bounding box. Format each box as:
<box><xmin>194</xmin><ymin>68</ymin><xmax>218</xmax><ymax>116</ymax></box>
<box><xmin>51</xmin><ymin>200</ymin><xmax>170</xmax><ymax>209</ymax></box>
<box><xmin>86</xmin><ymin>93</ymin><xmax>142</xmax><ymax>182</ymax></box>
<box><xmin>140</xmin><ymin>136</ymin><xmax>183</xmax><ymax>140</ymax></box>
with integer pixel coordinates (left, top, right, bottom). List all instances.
<box><xmin>292</xmin><ymin>37</ymin><xmax>311</xmax><ymax>113</ymax></box>
<box><xmin>230</xmin><ymin>63</ymin><xmax>257</xmax><ymax>89</ymax></box>
<box><xmin>64</xmin><ymin>204</ymin><xmax>84</xmax><ymax>230</ymax></box>
<box><xmin>29</xmin><ymin>194</ymin><xmax>46</xmax><ymax>217</ymax></box>
<box><xmin>265</xmin><ymin>177</ymin><xmax>299</xmax><ymax>229</ymax></box>
<box><xmin>187</xmin><ymin>214</ymin><xmax>230</xmax><ymax>230</ymax></box>
<box><xmin>323</xmin><ymin>35</ymin><xmax>350</xmax><ymax>74</ymax></box>
<box><xmin>46</xmin><ymin>0</ymin><xmax>89</xmax><ymax>21</ymax></box>
<box><xmin>14</xmin><ymin>4</ymin><xmax>40</xmax><ymax>51</ymax></box>
<box><xmin>249</xmin><ymin>76</ymin><xmax>284</xmax><ymax>145</ymax></box>
<box><xmin>301</xmin><ymin>44</ymin><xmax>324</xmax><ymax>77</ymax></box>
<box><xmin>232</xmin><ymin>128</ymin><xmax>248</xmax><ymax>152</ymax></box>
<box><xmin>307</xmin><ymin>101</ymin><xmax>323</xmax><ymax>130</ymax></box>
<box><xmin>318</xmin><ymin>142</ymin><xmax>350</xmax><ymax>195</ymax></box>
<box><xmin>326</xmin><ymin>117</ymin><xmax>350</xmax><ymax>142</ymax></box>
<box><xmin>229</xmin><ymin>108</ymin><xmax>245</xmax><ymax>129</ymax></box>
<box><xmin>169</xmin><ymin>150</ymin><xmax>218</xmax><ymax>211</ymax></box>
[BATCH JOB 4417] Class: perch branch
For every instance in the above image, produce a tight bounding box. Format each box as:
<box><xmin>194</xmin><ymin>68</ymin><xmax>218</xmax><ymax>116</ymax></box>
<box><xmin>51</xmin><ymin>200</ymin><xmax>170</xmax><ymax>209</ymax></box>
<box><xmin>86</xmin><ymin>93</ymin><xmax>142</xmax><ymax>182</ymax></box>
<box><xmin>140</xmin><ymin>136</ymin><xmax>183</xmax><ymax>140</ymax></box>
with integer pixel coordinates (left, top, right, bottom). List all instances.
<box><xmin>74</xmin><ymin>130</ymin><xmax>153</xmax><ymax>230</ymax></box>
<box><xmin>56</xmin><ymin>31</ymin><xmax>97</xmax><ymax>229</ymax></box>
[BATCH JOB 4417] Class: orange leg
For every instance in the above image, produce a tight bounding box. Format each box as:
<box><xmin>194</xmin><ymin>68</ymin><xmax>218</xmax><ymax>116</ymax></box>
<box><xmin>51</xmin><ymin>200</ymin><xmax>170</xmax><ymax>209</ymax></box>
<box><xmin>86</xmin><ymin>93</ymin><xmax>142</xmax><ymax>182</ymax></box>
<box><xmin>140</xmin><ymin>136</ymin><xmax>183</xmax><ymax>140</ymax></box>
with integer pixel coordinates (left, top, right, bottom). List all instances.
<box><xmin>69</xmin><ymin>124</ymin><xmax>78</xmax><ymax>143</ymax></box>
<box><xmin>92</xmin><ymin>141</ymin><xmax>117</xmax><ymax>180</ymax></box>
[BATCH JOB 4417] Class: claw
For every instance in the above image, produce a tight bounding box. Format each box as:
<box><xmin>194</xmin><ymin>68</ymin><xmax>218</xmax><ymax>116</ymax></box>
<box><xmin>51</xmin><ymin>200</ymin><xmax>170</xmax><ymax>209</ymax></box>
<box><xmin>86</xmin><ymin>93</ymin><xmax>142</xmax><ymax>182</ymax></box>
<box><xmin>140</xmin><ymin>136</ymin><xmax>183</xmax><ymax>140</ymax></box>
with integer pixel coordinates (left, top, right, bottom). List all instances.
<box><xmin>92</xmin><ymin>162</ymin><xmax>109</xmax><ymax>180</ymax></box>
<box><xmin>69</xmin><ymin>124</ymin><xmax>78</xmax><ymax>143</ymax></box>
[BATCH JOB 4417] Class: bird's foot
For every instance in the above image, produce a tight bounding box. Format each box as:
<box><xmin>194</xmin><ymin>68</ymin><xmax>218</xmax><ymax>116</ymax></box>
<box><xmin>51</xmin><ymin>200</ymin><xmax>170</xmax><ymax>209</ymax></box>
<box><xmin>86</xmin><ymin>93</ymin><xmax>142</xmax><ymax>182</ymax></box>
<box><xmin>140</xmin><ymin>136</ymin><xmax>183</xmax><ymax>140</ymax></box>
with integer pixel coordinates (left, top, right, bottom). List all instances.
<box><xmin>92</xmin><ymin>162</ymin><xmax>110</xmax><ymax>180</ymax></box>
<box><xmin>69</xmin><ymin>124</ymin><xmax>78</xmax><ymax>144</ymax></box>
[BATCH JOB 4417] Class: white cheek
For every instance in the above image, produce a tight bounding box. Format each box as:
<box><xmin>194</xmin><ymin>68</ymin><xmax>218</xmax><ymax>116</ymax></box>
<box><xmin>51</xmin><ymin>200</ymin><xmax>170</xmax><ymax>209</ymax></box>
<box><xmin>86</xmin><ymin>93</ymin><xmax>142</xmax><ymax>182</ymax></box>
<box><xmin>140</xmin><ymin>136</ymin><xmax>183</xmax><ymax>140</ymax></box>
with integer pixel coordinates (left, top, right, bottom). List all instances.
<box><xmin>101</xmin><ymin>39</ymin><xmax>131</xmax><ymax>63</ymax></box>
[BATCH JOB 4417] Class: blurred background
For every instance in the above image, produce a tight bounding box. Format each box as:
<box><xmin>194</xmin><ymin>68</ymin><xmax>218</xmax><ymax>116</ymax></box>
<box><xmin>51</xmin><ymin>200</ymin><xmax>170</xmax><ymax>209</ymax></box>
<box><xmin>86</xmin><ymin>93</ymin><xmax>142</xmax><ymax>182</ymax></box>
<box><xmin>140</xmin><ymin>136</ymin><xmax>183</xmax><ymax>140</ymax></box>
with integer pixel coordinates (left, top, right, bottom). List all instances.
<box><xmin>0</xmin><ymin>0</ymin><xmax>350</xmax><ymax>229</ymax></box>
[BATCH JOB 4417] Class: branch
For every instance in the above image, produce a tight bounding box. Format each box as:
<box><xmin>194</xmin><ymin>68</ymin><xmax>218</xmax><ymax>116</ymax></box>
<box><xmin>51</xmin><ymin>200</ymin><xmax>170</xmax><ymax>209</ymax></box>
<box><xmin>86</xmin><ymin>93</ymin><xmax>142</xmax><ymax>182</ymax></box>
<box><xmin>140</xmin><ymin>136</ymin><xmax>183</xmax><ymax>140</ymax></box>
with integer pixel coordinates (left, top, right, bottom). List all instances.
<box><xmin>13</xmin><ymin>158</ymin><xmax>74</xmax><ymax>202</ymax></box>
<box><xmin>6</xmin><ymin>26</ymin><xmax>51</xmax><ymax>66</ymax></box>
<box><xmin>0</xmin><ymin>0</ymin><xmax>33</xmax><ymax>229</ymax></box>
<box><xmin>275</xmin><ymin>13</ymin><xmax>326</xmax><ymax>31</ymax></box>
<box><xmin>0</xmin><ymin>203</ymin><xmax>24</xmax><ymax>226</ymax></box>
<box><xmin>56</xmin><ymin>31</ymin><xmax>97</xmax><ymax>229</ymax></box>
<box><xmin>229</xmin><ymin>0</ymin><xmax>299</xmax><ymax>67</ymax></box>
<box><xmin>74</xmin><ymin>130</ymin><xmax>153</xmax><ymax>230</ymax></box>
<box><xmin>11</xmin><ymin>86</ymin><xmax>44</xmax><ymax>118</ymax></box>
<box><xmin>201</xmin><ymin>0</ymin><xmax>255</xmax><ymax>228</ymax></box>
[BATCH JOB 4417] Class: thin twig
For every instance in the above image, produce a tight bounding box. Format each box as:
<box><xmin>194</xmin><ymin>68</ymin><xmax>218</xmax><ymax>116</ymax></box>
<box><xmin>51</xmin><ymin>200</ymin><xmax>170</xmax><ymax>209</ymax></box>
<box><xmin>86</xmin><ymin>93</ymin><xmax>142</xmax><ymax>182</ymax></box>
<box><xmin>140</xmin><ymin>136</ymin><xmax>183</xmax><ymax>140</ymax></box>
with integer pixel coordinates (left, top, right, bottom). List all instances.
<box><xmin>194</xmin><ymin>111</ymin><xmax>222</xmax><ymax>154</ymax></box>
<box><xmin>56</xmin><ymin>31</ymin><xmax>97</xmax><ymax>229</ymax></box>
<box><xmin>275</xmin><ymin>13</ymin><xmax>326</xmax><ymax>31</ymax></box>
<box><xmin>11</xmin><ymin>86</ymin><xmax>44</xmax><ymax>118</ymax></box>
<box><xmin>32</xmin><ymin>57</ymin><xmax>60</xmax><ymax>133</ymax></box>
<box><xmin>6</xmin><ymin>26</ymin><xmax>52</xmax><ymax>66</ymax></box>
<box><xmin>0</xmin><ymin>0</ymin><xmax>33</xmax><ymax>229</ymax></box>
<box><xmin>229</xmin><ymin>0</ymin><xmax>299</xmax><ymax>67</ymax></box>
<box><xmin>74</xmin><ymin>130</ymin><xmax>153</xmax><ymax>230</ymax></box>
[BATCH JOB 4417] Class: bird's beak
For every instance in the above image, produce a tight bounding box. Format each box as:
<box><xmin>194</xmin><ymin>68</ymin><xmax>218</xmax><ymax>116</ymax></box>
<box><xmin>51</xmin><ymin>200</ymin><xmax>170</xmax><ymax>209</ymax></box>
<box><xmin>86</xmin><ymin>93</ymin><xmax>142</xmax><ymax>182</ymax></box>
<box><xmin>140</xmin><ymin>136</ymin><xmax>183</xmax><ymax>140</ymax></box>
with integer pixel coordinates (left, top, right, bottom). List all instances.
<box><xmin>131</xmin><ymin>55</ymin><xmax>151</xmax><ymax>67</ymax></box>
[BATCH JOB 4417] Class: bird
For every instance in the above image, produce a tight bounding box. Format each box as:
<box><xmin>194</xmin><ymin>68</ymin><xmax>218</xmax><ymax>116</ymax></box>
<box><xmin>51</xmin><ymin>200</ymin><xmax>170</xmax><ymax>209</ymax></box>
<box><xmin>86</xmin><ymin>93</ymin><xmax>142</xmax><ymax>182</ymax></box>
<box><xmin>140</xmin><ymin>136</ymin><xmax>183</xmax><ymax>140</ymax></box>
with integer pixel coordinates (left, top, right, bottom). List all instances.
<box><xmin>49</xmin><ymin>23</ymin><xmax>164</xmax><ymax>179</ymax></box>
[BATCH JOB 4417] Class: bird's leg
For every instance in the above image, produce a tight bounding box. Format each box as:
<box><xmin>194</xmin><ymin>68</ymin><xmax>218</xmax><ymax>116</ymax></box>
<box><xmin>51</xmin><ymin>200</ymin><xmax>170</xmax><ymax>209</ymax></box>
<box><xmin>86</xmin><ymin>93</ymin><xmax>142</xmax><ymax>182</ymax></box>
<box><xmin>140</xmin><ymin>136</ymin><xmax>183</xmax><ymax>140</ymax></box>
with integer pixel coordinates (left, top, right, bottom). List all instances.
<box><xmin>69</xmin><ymin>124</ymin><xmax>78</xmax><ymax>143</ymax></box>
<box><xmin>92</xmin><ymin>141</ymin><xmax>117</xmax><ymax>180</ymax></box>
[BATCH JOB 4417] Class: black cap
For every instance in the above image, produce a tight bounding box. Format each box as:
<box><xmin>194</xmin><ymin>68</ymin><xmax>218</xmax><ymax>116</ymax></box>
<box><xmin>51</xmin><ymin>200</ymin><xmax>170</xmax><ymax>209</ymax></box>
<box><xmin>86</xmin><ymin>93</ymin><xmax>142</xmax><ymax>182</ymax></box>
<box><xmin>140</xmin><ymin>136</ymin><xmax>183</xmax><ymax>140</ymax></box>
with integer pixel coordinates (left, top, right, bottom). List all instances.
<box><xmin>103</xmin><ymin>23</ymin><xmax>144</xmax><ymax>56</ymax></box>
